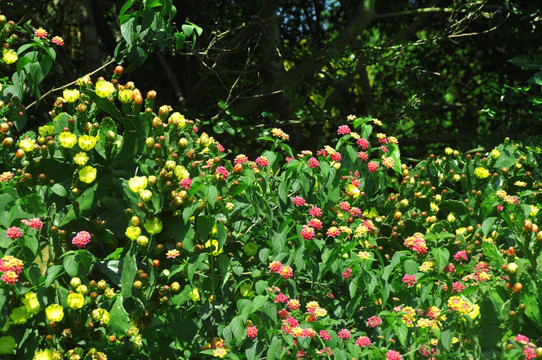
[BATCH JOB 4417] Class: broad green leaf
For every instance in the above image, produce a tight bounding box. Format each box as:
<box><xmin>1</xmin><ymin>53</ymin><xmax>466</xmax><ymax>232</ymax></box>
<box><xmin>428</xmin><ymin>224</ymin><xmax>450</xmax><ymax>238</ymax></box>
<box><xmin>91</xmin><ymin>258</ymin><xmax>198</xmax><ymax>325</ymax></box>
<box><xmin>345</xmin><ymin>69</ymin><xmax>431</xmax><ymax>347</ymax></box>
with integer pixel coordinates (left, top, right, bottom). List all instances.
<box><xmin>120</xmin><ymin>244</ymin><xmax>137</xmax><ymax>297</ymax></box>
<box><xmin>109</xmin><ymin>295</ymin><xmax>131</xmax><ymax>336</ymax></box>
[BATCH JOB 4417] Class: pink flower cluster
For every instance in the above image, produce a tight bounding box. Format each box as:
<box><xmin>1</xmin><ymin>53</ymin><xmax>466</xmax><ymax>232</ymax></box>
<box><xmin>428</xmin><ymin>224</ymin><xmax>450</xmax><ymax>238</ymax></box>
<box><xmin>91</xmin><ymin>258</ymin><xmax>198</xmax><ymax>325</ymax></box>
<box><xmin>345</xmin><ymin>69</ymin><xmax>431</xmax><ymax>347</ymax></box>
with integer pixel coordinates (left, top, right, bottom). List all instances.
<box><xmin>269</xmin><ymin>261</ymin><xmax>293</xmax><ymax>279</ymax></box>
<box><xmin>21</xmin><ymin>218</ymin><xmax>43</xmax><ymax>230</ymax></box>
<box><xmin>180</xmin><ymin>177</ymin><xmax>192</xmax><ymax>190</ymax></box>
<box><xmin>215</xmin><ymin>166</ymin><xmax>229</xmax><ymax>179</ymax></box>
<box><xmin>72</xmin><ymin>231</ymin><xmax>91</xmax><ymax>248</ymax></box>
<box><xmin>292</xmin><ymin>196</ymin><xmax>306</xmax><ymax>207</ymax></box>
<box><xmin>255</xmin><ymin>156</ymin><xmax>269</xmax><ymax>167</ymax></box>
<box><xmin>342</xmin><ymin>268</ymin><xmax>353</xmax><ymax>280</ymax></box>
<box><xmin>367</xmin><ymin>161</ymin><xmax>379</xmax><ymax>173</ymax></box>
<box><xmin>6</xmin><ymin>226</ymin><xmax>22</xmax><ymax>240</ymax></box>
<box><xmin>367</xmin><ymin>315</ymin><xmax>382</xmax><ymax>328</ymax></box>
<box><xmin>300</xmin><ymin>226</ymin><xmax>315</xmax><ymax>240</ymax></box>
<box><xmin>307</xmin><ymin>157</ymin><xmax>319</xmax><ymax>169</ymax></box>
<box><xmin>337</xmin><ymin>125</ymin><xmax>351</xmax><ymax>135</ymax></box>
<box><xmin>404</xmin><ymin>232</ymin><xmax>427</xmax><ymax>255</ymax></box>
<box><xmin>246</xmin><ymin>326</ymin><xmax>258</xmax><ymax>339</ymax></box>
<box><xmin>0</xmin><ymin>255</ymin><xmax>24</xmax><ymax>285</ymax></box>
<box><xmin>403</xmin><ymin>274</ymin><xmax>417</xmax><ymax>287</ymax></box>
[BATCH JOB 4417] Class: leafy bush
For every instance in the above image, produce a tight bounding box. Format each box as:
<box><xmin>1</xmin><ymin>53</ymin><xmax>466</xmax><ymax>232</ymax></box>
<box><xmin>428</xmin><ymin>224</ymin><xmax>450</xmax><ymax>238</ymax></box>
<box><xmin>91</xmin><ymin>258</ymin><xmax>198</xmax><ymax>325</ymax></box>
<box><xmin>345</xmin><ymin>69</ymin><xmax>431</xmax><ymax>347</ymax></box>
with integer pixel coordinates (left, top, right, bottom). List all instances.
<box><xmin>2</xmin><ymin>11</ymin><xmax>542</xmax><ymax>360</ymax></box>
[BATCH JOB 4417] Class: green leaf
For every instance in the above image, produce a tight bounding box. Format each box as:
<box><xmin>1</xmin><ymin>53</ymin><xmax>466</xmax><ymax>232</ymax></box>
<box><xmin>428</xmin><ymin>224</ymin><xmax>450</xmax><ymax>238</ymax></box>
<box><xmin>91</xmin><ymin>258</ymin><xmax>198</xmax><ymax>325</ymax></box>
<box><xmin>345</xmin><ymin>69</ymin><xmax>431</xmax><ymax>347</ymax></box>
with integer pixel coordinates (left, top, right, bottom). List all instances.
<box><xmin>109</xmin><ymin>295</ymin><xmax>131</xmax><ymax>336</ymax></box>
<box><xmin>182</xmin><ymin>24</ymin><xmax>194</xmax><ymax>37</ymax></box>
<box><xmin>438</xmin><ymin>200</ymin><xmax>469</xmax><ymax>216</ymax></box>
<box><xmin>395</xmin><ymin>322</ymin><xmax>408</xmax><ymax>346</ymax></box>
<box><xmin>174</xmin><ymin>32</ymin><xmax>186</xmax><ymax>50</ymax></box>
<box><xmin>481</xmin><ymin>217</ymin><xmax>497</xmax><ymax>236</ymax></box>
<box><xmin>43</xmin><ymin>265</ymin><xmax>62</xmax><ymax>287</ymax></box>
<box><xmin>203</xmin><ymin>185</ymin><xmax>218</xmax><ymax>207</ymax></box>
<box><xmin>432</xmin><ymin>247</ymin><xmax>450</xmax><ymax>273</ymax></box>
<box><xmin>481</xmin><ymin>241</ymin><xmax>504</xmax><ymax>268</ymax></box>
<box><xmin>50</xmin><ymin>184</ymin><xmax>67</xmax><ymax>197</ymax></box>
<box><xmin>120</xmin><ymin>244</ymin><xmax>137</xmax><ymax>297</ymax></box>
<box><xmin>441</xmin><ymin>329</ymin><xmax>453</xmax><ymax>350</ymax></box>
<box><xmin>63</xmin><ymin>254</ymin><xmax>78</xmax><ymax>277</ymax></box>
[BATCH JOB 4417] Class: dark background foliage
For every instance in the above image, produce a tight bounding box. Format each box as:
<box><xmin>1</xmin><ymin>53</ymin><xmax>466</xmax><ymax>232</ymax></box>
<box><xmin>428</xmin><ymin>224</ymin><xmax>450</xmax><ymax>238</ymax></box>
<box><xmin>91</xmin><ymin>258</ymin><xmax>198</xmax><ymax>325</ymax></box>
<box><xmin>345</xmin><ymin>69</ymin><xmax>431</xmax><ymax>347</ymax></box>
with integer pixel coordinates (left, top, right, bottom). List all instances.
<box><xmin>3</xmin><ymin>0</ymin><xmax>542</xmax><ymax>159</ymax></box>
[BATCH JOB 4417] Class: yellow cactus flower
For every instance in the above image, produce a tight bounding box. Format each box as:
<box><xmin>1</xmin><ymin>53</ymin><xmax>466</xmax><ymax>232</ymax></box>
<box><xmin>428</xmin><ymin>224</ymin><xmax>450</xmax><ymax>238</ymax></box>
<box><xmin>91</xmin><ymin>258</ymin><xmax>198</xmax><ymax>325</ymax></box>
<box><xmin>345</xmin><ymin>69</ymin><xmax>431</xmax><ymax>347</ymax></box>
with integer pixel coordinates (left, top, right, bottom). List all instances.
<box><xmin>79</xmin><ymin>166</ymin><xmax>97</xmax><ymax>184</ymax></box>
<box><xmin>128</xmin><ymin>176</ymin><xmax>147</xmax><ymax>193</ymax></box>
<box><xmin>474</xmin><ymin>167</ymin><xmax>490</xmax><ymax>179</ymax></box>
<box><xmin>118</xmin><ymin>88</ymin><xmax>133</xmax><ymax>103</ymax></box>
<box><xmin>74</xmin><ymin>152</ymin><xmax>89</xmax><ymax>166</ymax></box>
<box><xmin>95</xmin><ymin>80</ymin><xmax>115</xmax><ymax>98</ymax></box>
<box><xmin>125</xmin><ymin>226</ymin><xmax>141</xmax><ymax>240</ymax></box>
<box><xmin>63</xmin><ymin>89</ymin><xmax>80</xmax><ymax>103</ymax></box>
<box><xmin>2</xmin><ymin>48</ymin><xmax>17</xmax><ymax>64</ymax></box>
<box><xmin>58</xmin><ymin>132</ymin><xmax>77</xmax><ymax>148</ymax></box>
<box><xmin>45</xmin><ymin>304</ymin><xmax>64</xmax><ymax>322</ymax></box>
<box><xmin>188</xmin><ymin>288</ymin><xmax>200</xmax><ymax>301</ymax></box>
<box><xmin>78</xmin><ymin>135</ymin><xmax>98</xmax><ymax>151</ymax></box>
<box><xmin>22</xmin><ymin>292</ymin><xmax>41</xmax><ymax>315</ymax></box>
<box><xmin>19</xmin><ymin>138</ymin><xmax>36</xmax><ymax>152</ymax></box>
<box><xmin>67</xmin><ymin>293</ymin><xmax>85</xmax><ymax>310</ymax></box>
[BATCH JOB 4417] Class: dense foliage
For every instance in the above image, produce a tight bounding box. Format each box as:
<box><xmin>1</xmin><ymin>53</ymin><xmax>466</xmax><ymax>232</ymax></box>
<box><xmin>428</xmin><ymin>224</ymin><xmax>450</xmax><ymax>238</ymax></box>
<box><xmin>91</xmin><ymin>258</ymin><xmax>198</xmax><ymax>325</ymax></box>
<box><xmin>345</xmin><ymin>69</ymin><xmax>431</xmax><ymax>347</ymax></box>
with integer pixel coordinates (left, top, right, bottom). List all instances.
<box><xmin>2</xmin><ymin>0</ymin><xmax>542</xmax><ymax>157</ymax></box>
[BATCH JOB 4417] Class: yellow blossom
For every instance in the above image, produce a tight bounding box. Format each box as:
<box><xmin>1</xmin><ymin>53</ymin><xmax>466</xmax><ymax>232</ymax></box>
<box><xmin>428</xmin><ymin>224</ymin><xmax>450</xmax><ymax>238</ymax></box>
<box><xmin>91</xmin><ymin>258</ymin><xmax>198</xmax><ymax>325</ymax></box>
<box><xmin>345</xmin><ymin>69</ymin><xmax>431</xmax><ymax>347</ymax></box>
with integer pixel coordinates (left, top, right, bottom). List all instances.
<box><xmin>345</xmin><ymin>184</ymin><xmax>360</xmax><ymax>198</ymax></box>
<box><xmin>118</xmin><ymin>88</ymin><xmax>133</xmax><ymax>103</ymax></box>
<box><xmin>2</xmin><ymin>48</ymin><xmax>17</xmax><ymax>64</ymax></box>
<box><xmin>91</xmin><ymin>308</ymin><xmax>110</xmax><ymax>324</ymax></box>
<box><xmin>168</xmin><ymin>112</ymin><xmax>186</xmax><ymax>128</ymax></box>
<box><xmin>38</xmin><ymin>125</ymin><xmax>54</xmax><ymax>137</ymax></box>
<box><xmin>188</xmin><ymin>288</ymin><xmax>200</xmax><ymax>301</ymax></box>
<box><xmin>419</xmin><ymin>261</ymin><xmax>435</xmax><ymax>272</ymax></box>
<box><xmin>74</xmin><ymin>152</ymin><xmax>89</xmax><ymax>166</ymax></box>
<box><xmin>205</xmin><ymin>239</ymin><xmax>223</xmax><ymax>255</ymax></box>
<box><xmin>67</xmin><ymin>293</ymin><xmax>85</xmax><ymax>310</ymax></box>
<box><xmin>10</xmin><ymin>306</ymin><xmax>31</xmax><ymax>324</ymax></box>
<box><xmin>63</xmin><ymin>89</ymin><xmax>80</xmax><ymax>103</ymax></box>
<box><xmin>491</xmin><ymin>149</ymin><xmax>500</xmax><ymax>159</ymax></box>
<box><xmin>474</xmin><ymin>167</ymin><xmax>490</xmax><ymax>179</ymax></box>
<box><xmin>22</xmin><ymin>292</ymin><xmax>41</xmax><ymax>315</ymax></box>
<box><xmin>530</xmin><ymin>205</ymin><xmax>539</xmax><ymax>217</ymax></box>
<box><xmin>514</xmin><ymin>181</ymin><xmax>527</xmax><ymax>187</ymax></box>
<box><xmin>45</xmin><ymin>304</ymin><xmax>64</xmax><ymax>322</ymax></box>
<box><xmin>79</xmin><ymin>166</ymin><xmax>97</xmax><ymax>184</ymax></box>
<box><xmin>144</xmin><ymin>217</ymin><xmax>162</xmax><ymax>235</ymax></box>
<box><xmin>33</xmin><ymin>349</ymin><xmax>53</xmax><ymax>360</ymax></box>
<box><xmin>19</xmin><ymin>138</ymin><xmax>36</xmax><ymax>152</ymax></box>
<box><xmin>128</xmin><ymin>176</ymin><xmax>147</xmax><ymax>193</ymax></box>
<box><xmin>78</xmin><ymin>135</ymin><xmax>98</xmax><ymax>151</ymax></box>
<box><xmin>469</xmin><ymin>304</ymin><xmax>480</xmax><ymax>320</ymax></box>
<box><xmin>357</xmin><ymin>251</ymin><xmax>370</xmax><ymax>260</ymax></box>
<box><xmin>58</xmin><ymin>132</ymin><xmax>77</xmax><ymax>148</ymax></box>
<box><xmin>125</xmin><ymin>226</ymin><xmax>141</xmax><ymax>240</ymax></box>
<box><xmin>76</xmin><ymin>75</ymin><xmax>92</xmax><ymax>86</ymax></box>
<box><xmin>95</xmin><ymin>80</ymin><xmax>115</xmax><ymax>98</ymax></box>
<box><xmin>174</xmin><ymin>165</ymin><xmax>189</xmax><ymax>180</ymax></box>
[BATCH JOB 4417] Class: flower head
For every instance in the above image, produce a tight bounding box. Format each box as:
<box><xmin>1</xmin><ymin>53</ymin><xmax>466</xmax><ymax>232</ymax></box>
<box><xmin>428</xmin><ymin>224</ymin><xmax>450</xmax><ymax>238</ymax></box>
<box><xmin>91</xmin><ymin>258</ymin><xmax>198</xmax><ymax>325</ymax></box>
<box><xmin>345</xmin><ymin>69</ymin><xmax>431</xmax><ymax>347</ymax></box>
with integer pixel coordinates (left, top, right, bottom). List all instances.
<box><xmin>34</xmin><ymin>28</ymin><xmax>48</xmax><ymax>38</ymax></box>
<box><xmin>78</xmin><ymin>135</ymin><xmax>98</xmax><ymax>151</ymax></box>
<box><xmin>51</xmin><ymin>36</ymin><xmax>64</xmax><ymax>46</ymax></box>
<box><xmin>63</xmin><ymin>89</ymin><xmax>80</xmax><ymax>103</ymax></box>
<box><xmin>45</xmin><ymin>304</ymin><xmax>64</xmax><ymax>322</ymax></box>
<box><xmin>58</xmin><ymin>132</ymin><xmax>77</xmax><ymax>148</ymax></box>
<box><xmin>6</xmin><ymin>227</ymin><xmax>22</xmax><ymax>240</ymax></box>
<box><xmin>95</xmin><ymin>80</ymin><xmax>115</xmax><ymax>98</ymax></box>
<box><xmin>255</xmin><ymin>156</ymin><xmax>269</xmax><ymax>167</ymax></box>
<box><xmin>79</xmin><ymin>166</ymin><xmax>97</xmax><ymax>183</ymax></box>
<box><xmin>22</xmin><ymin>292</ymin><xmax>41</xmax><ymax>314</ymax></box>
<box><xmin>2</xmin><ymin>48</ymin><xmax>18</xmax><ymax>64</ymax></box>
<box><xmin>67</xmin><ymin>292</ymin><xmax>85</xmax><ymax>310</ymax></box>
<box><xmin>72</xmin><ymin>231</ymin><xmax>91</xmax><ymax>248</ymax></box>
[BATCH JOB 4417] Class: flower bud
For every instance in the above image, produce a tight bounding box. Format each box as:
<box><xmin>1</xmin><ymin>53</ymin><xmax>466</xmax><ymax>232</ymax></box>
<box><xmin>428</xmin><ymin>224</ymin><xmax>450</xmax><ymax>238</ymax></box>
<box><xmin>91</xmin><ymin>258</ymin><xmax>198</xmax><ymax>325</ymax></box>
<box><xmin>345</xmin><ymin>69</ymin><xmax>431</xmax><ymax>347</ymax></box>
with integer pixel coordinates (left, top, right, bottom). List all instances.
<box><xmin>70</xmin><ymin>277</ymin><xmax>82</xmax><ymax>289</ymax></box>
